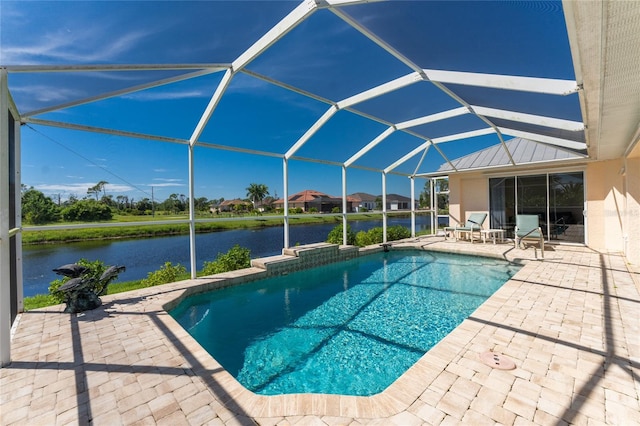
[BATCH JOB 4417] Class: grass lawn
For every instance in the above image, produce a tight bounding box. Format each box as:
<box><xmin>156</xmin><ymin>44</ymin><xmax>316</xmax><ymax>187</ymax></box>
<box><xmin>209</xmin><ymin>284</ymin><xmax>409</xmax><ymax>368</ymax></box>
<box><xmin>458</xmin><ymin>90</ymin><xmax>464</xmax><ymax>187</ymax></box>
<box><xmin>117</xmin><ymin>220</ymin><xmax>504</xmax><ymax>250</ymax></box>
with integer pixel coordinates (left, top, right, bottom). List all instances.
<box><xmin>21</xmin><ymin>212</ymin><xmax>407</xmax><ymax>245</ymax></box>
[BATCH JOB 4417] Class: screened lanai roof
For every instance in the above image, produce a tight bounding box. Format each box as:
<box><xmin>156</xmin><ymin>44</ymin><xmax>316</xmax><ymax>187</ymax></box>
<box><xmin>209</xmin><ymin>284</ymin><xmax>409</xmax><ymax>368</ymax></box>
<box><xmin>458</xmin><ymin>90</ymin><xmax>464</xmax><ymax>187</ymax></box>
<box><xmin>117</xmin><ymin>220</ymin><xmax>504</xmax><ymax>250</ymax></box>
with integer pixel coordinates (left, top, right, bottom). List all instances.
<box><xmin>2</xmin><ymin>0</ymin><xmax>638</xmax><ymax>177</ymax></box>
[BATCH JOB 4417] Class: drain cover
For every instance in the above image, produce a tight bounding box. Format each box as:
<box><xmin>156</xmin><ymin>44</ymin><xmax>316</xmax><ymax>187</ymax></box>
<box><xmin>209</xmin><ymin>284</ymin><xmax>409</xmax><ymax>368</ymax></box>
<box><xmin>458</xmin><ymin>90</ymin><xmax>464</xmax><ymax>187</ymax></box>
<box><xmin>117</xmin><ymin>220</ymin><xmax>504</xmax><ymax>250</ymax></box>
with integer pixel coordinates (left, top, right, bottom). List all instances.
<box><xmin>480</xmin><ymin>351</ymin><xmax>516</xmax><ymax>370</ymax></box>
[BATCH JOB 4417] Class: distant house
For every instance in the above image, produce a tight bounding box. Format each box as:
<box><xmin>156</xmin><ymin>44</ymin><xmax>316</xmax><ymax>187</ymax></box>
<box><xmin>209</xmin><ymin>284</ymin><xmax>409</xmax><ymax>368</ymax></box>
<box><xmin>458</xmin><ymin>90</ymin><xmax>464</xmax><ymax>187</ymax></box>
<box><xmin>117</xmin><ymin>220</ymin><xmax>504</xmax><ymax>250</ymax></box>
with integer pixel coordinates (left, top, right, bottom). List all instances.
<box><xmin>384</xmin><ymin>193</ymin><xmax>416</xmax><ymax>211</ymax></box>
<box><xmin>273</xmin><ymin>189</ymin><xmax>355</xmax><ymax>213</ymax></box>
<box><xmin>349</xmin><ymin>192</ymin><xmax>377</xmax><ymax>212</ymax></box>
<box><xmin>218</xmin><ymin>198</ymin><xmax>250</xmax><ymax>212</ymax></box>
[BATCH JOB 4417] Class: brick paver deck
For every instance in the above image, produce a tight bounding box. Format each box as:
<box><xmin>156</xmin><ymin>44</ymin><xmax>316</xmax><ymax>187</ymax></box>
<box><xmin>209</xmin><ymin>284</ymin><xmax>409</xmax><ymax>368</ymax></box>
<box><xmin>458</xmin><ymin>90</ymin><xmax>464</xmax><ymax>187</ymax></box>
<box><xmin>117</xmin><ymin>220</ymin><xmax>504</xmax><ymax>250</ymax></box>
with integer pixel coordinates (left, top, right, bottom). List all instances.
<box><xmin>2</xmin><ymin>238</ymin><xmax>639</xmax><ymax>425</ymax></box>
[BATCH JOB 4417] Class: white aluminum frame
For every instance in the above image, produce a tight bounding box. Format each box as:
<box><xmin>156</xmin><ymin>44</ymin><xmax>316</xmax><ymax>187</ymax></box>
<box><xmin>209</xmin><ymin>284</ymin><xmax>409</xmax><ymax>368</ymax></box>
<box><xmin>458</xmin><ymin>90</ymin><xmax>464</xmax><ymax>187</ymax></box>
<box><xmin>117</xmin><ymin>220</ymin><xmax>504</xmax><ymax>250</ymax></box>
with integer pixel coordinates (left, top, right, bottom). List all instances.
<box><xmin>0</xmin><ymin>0</ymin><xmax>591</xmax><ymax>354</ymax></box>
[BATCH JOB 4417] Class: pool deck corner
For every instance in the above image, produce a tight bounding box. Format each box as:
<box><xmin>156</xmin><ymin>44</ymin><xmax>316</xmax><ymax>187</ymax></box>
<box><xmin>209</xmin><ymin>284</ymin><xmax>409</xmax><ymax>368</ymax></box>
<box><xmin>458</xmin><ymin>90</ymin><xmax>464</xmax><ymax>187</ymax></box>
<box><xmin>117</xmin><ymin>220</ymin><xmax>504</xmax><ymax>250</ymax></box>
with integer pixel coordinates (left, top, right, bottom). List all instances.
<box><xmin>2</xmin><ymin>237</ymin><xmax>639</xmax><ymax>425</ymax></box>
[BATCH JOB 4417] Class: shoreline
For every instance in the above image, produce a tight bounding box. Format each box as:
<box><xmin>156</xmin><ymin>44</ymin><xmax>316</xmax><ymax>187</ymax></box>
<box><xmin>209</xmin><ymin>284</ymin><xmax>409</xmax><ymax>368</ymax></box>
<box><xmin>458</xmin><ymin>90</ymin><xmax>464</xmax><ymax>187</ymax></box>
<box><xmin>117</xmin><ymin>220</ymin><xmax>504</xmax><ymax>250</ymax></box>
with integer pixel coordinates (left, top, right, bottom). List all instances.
<box><xmin>22</xmin><ymin>212</ymin><xmax>423</xmax><ymax>246</ymax></box>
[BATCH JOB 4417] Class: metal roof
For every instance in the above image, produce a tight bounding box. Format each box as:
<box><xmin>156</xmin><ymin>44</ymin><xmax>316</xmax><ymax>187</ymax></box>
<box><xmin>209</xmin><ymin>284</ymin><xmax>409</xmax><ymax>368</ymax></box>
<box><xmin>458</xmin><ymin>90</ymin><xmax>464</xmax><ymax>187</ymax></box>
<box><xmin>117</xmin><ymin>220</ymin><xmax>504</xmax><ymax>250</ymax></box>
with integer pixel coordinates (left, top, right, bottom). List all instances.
<box><xmin>436</xmin><ymin>138</ymin><xmax>586</xmax><ymax>173</ymax></box>
<box><xmin>1</xmin><ymin>0</ymin><xmax>638</xmax><ymax>174</ymax></box>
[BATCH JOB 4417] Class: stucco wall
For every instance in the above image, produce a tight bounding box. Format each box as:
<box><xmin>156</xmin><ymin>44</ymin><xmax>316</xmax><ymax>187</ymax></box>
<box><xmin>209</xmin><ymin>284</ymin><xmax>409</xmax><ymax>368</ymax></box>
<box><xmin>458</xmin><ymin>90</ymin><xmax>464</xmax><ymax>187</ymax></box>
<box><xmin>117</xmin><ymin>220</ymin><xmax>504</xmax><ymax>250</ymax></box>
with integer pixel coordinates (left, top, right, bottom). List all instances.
<box><xmin>446</xmin><ymin>161</ymin><xmax>638</xmax><ymax>266</ymax></box>
<box><xmin>586</xmin><ymin>160</ymin><xmax>625</xmax><ymax>253</ymax></box>
<box><xmin>625</xmin><ymin>151</ymin><xmax>640</xmax><ymax>266</ymax></box>
<box><xmin>448</xmin><ymin>175</ymin><xmax>462</xmax><ymax>226</ymax></box>
<box><xmin>448</xmin><ymin>173</ymin><xmax>488</xmax><ymax>228</ymax></box>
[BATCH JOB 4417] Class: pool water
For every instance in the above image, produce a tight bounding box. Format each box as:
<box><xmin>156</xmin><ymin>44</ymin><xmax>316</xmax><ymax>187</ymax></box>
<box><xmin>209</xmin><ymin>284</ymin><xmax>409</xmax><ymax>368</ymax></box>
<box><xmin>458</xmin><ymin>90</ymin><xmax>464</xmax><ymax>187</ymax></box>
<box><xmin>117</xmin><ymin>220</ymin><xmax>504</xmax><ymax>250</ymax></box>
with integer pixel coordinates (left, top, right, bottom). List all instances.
<box><xmin>169</xmin><ymin>250</ymin><xmax>520</xmax><ymax>396</ymax></box>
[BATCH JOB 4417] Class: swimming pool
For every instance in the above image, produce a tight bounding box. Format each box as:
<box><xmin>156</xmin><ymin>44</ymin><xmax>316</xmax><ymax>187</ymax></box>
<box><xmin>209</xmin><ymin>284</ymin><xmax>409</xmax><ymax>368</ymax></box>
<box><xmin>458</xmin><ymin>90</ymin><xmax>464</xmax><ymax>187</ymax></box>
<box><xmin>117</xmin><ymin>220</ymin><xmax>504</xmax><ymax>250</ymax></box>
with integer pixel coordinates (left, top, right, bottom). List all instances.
<box><xmin>169</xmin><ymin>249</ymin><xmax>520</xmax><ymax>396</ymax></box>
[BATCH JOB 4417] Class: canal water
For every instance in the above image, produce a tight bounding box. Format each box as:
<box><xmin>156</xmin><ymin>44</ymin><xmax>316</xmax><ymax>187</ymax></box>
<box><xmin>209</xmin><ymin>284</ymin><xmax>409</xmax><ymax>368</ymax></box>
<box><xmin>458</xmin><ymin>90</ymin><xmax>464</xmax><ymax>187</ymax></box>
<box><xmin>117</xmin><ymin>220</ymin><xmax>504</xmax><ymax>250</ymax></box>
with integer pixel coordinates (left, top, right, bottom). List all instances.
<box><xmin>22</xmin><ymin>216</ymin><xmax>431</xmax><ymax>297</ymax></box>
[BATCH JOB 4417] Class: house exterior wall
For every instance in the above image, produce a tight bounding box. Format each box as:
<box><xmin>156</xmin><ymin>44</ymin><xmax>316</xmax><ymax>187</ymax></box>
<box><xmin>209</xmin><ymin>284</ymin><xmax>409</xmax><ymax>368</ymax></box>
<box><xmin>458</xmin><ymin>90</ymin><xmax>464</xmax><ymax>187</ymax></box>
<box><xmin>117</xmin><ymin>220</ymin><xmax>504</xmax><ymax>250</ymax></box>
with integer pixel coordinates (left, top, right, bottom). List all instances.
<box><xmin>448</xmin><ymin>175</ymin><xmax>462</xmax><ymax>226</ymax></box>
<box><xmin>624</xmin><ymin>149</ymin><xmax>640</xmax><ymax>266</ymax></box>
<box><xmin>448</xmin><ymin>174</ymin><xmax>488</xmax><ymax>228</ymax></box>
<box><xmin>585</xmin><ymin>160</ymin><xmax>625</xmax><ymax>253</ymax></box>
<box><xmin>446</xmin><ymin>159</ymin><xmax>639</xmax><ymax>266</ymax></box>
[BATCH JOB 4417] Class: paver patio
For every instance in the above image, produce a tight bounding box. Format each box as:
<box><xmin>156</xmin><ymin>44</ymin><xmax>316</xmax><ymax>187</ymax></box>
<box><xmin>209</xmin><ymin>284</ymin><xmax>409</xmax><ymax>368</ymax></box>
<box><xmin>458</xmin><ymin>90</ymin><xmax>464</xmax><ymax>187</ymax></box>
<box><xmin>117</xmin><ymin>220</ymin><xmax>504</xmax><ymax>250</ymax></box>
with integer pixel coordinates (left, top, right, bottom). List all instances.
<box><xmin>1</xmin><ymin>237</ymin><xmax>639</xmax><ymax>425</ymax></box>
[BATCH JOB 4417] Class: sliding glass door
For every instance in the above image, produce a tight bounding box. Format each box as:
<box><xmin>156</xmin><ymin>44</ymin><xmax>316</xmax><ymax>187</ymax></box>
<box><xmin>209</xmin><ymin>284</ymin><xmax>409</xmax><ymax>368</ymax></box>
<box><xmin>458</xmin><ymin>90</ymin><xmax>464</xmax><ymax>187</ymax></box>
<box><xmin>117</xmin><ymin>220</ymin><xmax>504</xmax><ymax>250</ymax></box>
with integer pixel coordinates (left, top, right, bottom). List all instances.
<box><xmin>549</xmin><ymin>172</ymin><xmax>584</xmax><ymax>243</ymax></box>
<box><xmin>517</xmin><ymin>174</ymin><xmax>547</xmax><ymax>235</ymax></box>
<box><xmin>489</xmin><ymin>171</ymin><xmax>584</xmax><ymax>244</ymax></box>
<box><xmin>489</xmin><ymin>177</ymin><xmax>515</xmax><ymax>236</ymax></box>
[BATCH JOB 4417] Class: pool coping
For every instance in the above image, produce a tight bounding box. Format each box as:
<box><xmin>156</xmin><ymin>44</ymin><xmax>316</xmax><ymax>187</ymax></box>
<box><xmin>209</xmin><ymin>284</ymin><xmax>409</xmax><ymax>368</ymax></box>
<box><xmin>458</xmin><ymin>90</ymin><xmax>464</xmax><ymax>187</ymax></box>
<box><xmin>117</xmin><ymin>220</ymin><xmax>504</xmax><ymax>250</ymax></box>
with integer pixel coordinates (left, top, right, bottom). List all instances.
<box><xmin>5</xmin><ymin>237</ymin><xmax>638</xmax><ymax>424</ymax></box>
<box><xmin>154</xmin><ymin>239</ymin><xmax>532</xmax><ymax>419</ymax></box>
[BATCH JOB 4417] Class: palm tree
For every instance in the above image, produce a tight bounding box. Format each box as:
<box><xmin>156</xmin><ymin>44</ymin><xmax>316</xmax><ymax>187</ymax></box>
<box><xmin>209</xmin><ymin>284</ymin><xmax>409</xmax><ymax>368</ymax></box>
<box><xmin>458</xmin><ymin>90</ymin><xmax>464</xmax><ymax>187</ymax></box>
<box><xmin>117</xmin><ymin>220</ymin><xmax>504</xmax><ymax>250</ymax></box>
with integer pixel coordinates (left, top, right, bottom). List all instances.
<box><xmin>246</xmin><ymin>183</ymin><xmax>269</xmax><ymax>210</ymax></box>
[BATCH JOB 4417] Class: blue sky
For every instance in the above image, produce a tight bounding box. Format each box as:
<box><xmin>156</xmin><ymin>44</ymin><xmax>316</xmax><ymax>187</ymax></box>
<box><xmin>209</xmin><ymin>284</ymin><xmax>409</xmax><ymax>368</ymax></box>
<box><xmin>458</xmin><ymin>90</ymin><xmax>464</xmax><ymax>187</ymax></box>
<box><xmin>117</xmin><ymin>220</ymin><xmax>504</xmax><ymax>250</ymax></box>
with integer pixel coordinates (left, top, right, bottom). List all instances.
<box><xmin>1</xmin><ymin>1</ymin><xmax>579</xmax><ymax>203</ymax></box>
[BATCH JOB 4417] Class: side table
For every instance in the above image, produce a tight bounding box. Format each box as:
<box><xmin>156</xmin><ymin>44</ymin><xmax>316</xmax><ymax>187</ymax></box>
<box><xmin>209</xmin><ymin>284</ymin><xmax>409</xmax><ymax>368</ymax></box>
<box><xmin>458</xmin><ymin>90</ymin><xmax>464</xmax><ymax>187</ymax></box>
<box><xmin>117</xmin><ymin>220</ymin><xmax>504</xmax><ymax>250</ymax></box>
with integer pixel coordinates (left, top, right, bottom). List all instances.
<box><xmin>481</xmin><ymin>229</ymin><xmax>505</xmax><ymax>244</ymax></box>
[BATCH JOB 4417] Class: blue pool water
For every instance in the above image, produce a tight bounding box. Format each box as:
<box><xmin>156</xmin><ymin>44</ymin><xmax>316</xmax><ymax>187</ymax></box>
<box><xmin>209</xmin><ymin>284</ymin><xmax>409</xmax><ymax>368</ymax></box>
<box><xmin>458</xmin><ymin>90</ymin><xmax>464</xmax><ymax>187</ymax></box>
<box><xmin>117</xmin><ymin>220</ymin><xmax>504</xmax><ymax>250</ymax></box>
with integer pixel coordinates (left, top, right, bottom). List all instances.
<box><xmin>169</xmin><ymin>250</ymin><xmax>520</xmax><ymax>396</ymax></box>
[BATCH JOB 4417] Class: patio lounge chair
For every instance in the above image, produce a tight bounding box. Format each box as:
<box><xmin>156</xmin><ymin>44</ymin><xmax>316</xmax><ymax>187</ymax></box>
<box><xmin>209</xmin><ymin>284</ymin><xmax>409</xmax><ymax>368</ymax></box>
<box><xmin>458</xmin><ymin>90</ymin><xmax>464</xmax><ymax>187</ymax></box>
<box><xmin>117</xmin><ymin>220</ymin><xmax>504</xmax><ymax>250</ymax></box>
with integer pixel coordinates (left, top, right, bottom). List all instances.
<box><xmin>444</xmin><ymin>212</ymin><xmax>487</xmax><ymax>243</ymax></box>
<box><xmin>514</xmin><ymin>214</ymin><xmax>544</xmax><ymax>258</ymax></box>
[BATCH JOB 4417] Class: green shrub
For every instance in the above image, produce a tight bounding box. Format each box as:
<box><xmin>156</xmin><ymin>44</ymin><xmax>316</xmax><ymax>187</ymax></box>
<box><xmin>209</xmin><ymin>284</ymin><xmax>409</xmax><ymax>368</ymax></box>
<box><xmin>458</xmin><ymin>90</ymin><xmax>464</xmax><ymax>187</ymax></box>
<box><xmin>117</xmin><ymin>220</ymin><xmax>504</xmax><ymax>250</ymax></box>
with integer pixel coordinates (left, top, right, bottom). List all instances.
<box><xmin>387</xmin><ymin>225</ymin><xmax>411</xmax><ymax>241</ymax></box>
<box><xmin>354</xmin><ymin>227</ymin><xmax>384</xmax><ymax>247</ymax></box>
<box><xmin>61</xmin><ymin>199</ymin><xmax>113</xmax><ymax>221</ymax></box>
<box><xmin>352</xmin><ymin>225</ymin><xmax>410</xmax><ymax>247</ymax></box>
<box><xmin>22</xmin><ymin>188</ymin><xmax>60</xmax><ymax>224</ymax></box>
<box><xmin>326</xmin><ymin>223</ymin><xmax>356</xmax><ymax>245</ymax></box>
<box><xmin>141</xmin><ymin>262</ymin><xmax>187</xmax><ymax>287</ymax></box>
<box><xmin>331</xmin><ymin>206</ymin><xmax>341</xmax><ymax>213</ymax></box>
<box><xmin>309</xmin><ymin>207</ymin><xmax>318</xmax><ymax>213</ymax></box>
<box><xmin>355</xmin><ymin>230</ymin><xmax>371</xmax><ymax>247</ymax></box>
<box><xmin>201</xmin><ymin>245</ymin><xmax>251</xmax><ymax>275</ymax></box>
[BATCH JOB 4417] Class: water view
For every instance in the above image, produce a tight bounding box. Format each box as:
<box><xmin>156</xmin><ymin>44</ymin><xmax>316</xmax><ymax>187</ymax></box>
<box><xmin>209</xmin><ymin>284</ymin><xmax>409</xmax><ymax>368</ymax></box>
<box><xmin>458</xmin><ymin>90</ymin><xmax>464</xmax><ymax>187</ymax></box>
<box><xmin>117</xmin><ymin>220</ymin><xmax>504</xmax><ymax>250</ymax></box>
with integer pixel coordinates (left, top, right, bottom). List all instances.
<box><xmin>22</xmin><ymin>216</ymin><xmax>431</xmax><ymax>297</ymax></box>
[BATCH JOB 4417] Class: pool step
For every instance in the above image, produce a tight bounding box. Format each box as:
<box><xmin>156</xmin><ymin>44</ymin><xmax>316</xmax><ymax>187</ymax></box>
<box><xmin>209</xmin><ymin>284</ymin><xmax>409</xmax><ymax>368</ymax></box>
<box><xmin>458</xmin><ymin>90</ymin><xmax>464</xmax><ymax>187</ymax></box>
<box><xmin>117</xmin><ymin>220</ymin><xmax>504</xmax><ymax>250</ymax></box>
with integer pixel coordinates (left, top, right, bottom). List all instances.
<box><xmin>251</xmin><ymin>243</ymin><xmax>359</xmax><ymax>275</ymax></box>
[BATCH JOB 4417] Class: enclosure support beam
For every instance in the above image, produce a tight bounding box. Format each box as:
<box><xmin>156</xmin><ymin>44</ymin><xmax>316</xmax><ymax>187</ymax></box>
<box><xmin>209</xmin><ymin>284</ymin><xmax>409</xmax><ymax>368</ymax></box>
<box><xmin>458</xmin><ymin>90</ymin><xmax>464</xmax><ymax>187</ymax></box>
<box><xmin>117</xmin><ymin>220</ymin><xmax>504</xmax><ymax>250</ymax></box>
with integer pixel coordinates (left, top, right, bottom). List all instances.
<box><xmin>189</xmin><ymin>69</ymin><xmax>233</xmax><ymax>148</ymax></box>
<box><xmin>285</xmin><ymin>105</ymin><xmax>338</xmax><ymax>159</ymax></box>
<box><xmin>344</xmin><ymin>126</ymin><xmax>395</xmax><ymax>168</ymax></box>
<box><xmin>283</xmin><ymin>158</ymin><xmax>290</xmax><ymax>249</ymax></box>
<box><xmin>188</xmin><ymin>145</ymin><xmax>197</xmax><ymax>279</ymax></box>
<box><xmin>430</xmin><ymin>179</ymin><xmax>435</xmax><ymax>235</ymax></box>
<box><xmin>1</xmin><ymin>69</ymin><xmax>11</xmax><ymax>366</ymax></box>
<box><xmin>13</xmin><ymin>114</ymin><xmax>23</xmax><ymax>316</ymax></box>
<box><xmin>410</xmin><ymin>177</ymin><xmax>416</xmax><ymax>238</ymax></box>
<box><xmin>423</xmin><ymin>69</ymin><xmax>579</xmax><ymax>95</ymax></box>
<box><xmin>497</xmin><ymin>128</ymin><xmax>587</xmax><ymax>150</ymax></box>
<box><xmin>382</xmin><ymin>172</ymin><xmax>387</xmax><ymax>244</ymax></box>
<box><xmin>342</xmin><ymin>166</ymin><xmax>348</xmax><ymax>245</ymax></box>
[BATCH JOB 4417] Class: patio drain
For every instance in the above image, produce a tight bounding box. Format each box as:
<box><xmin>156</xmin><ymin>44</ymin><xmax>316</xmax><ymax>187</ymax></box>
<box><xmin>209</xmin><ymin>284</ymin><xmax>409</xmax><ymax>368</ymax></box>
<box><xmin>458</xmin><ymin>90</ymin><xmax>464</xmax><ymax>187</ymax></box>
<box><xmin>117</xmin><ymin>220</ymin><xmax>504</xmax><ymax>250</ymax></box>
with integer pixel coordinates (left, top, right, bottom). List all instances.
<box><xmin>480</xmin><ymin>351</ymin><xmax>516</xmax><ymax>370</ymax></box>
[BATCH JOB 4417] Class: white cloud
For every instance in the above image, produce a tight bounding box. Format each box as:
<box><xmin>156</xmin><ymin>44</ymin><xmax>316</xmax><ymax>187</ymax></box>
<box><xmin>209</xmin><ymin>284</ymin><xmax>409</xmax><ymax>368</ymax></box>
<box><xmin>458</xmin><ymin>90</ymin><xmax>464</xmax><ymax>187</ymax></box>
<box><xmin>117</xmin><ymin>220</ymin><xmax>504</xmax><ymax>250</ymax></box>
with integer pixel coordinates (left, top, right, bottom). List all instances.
<box><xmin>123</xmin><ymin>89</ymin><xmax>208</xmax><ymax>101</ymax></box>
<box><xmin>153</xmin><ymin>178</ymin><xmax>183</xmax><ymax>182</ymax></box>
<box><xmin>35</xmin><ymin>182</ymin><xmax>134</xmax><ymax>194</ymax></box>
<box><xmin>11</xmin><ymin>85</ymin><xmax>86</xmax><ymax>105</ymax></box>
<box><xmin>148</xmin><ymin>182</ymin><xmax>184</xmax><ymax>188</ymax></box>
<box><xmin>2</xmin><ymin>23</ymin><xmax>155</xmax><ymax>64</ymax></box>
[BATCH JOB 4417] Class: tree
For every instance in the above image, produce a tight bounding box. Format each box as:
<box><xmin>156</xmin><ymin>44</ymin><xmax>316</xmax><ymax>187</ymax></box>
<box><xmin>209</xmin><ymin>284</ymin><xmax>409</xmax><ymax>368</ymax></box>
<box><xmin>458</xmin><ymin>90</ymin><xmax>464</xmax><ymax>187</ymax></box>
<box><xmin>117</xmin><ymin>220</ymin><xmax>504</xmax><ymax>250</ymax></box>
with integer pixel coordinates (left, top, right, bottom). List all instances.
<box><xmin>87</xmin><ymin>180</ymin><xmax>108</xmax><ymax>201</ymax></box>
<box><xmin>419</xmin><ymin>178</ymin><xmax>449</xmax><ymax>212</ymax></box>
<box><xmin>194</xmin><ymin>197</ymin><xmax>210</xmax><ymax>212</ymax></box>
<box><xmin>136</xmin><ymin>198</ymin><xmax>153</xmax><ymax>213</ymax></box>
<box><xmin>61</xmin><ymin>199</ymin><xmax>113</xmax><ymax>221</ymax></box>
<box><xmin>21</xmin><ymin>187</ymin><xmax>60</xmax><ymax>224</ymax></box>
<box><xmin>419</xmin><ymin>181</ymin><xmax>431</xmax><ymax>208</ymax></box>
<box><xmin>246</xmin><ymin>183</ymin><xmax>269</xmax><ymax>210</ymax></box>
<box><xmin>160</xmin><ymin>193</ymin><xmax>187</xmax><ymax>214</ymax></box>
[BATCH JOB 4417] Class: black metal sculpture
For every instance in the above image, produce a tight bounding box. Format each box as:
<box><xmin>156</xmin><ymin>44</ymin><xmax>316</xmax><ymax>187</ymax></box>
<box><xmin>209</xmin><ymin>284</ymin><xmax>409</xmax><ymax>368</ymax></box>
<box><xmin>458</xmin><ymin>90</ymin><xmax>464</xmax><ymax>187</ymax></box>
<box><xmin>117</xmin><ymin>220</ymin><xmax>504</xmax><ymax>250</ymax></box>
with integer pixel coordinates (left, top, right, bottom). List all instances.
<box><xmin>53</xmin><ymin>263</ymin><xmax>126</xmax><ymax>313</ymax></box>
